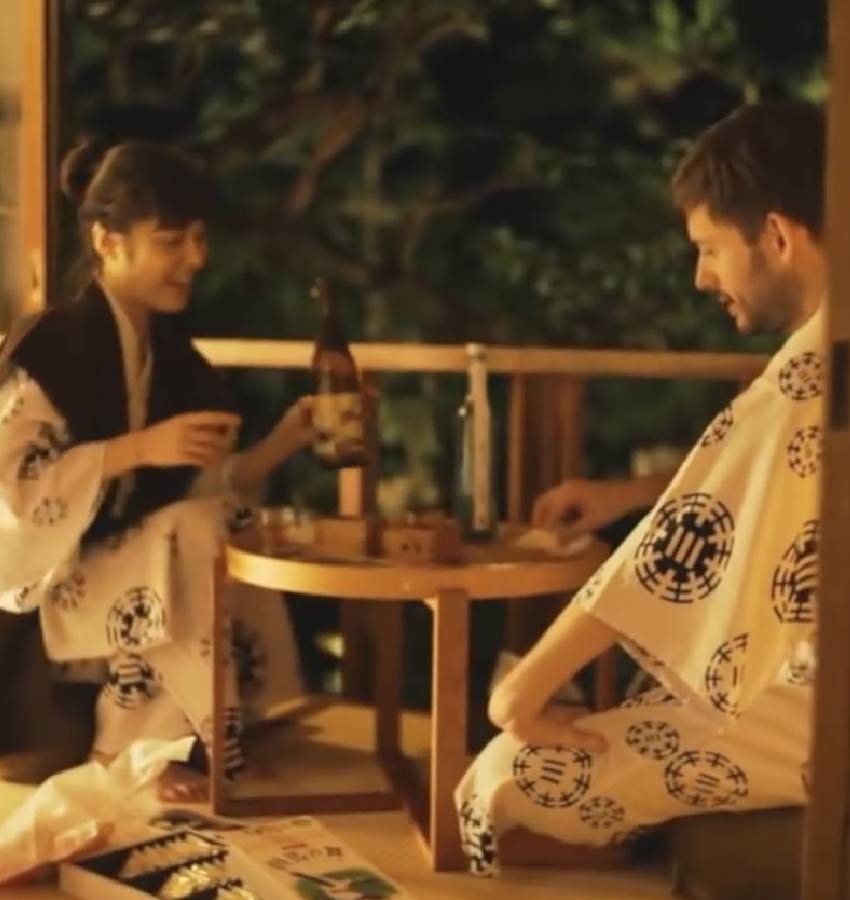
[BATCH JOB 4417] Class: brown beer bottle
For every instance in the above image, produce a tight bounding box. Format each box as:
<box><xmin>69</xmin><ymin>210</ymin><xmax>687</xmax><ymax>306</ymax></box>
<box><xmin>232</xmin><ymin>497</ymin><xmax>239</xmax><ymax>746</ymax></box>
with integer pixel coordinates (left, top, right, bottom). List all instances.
<box><xmin>310</xmin><ymin>277</ymin><xmax>367</xmax><ymax>468</ymax></box>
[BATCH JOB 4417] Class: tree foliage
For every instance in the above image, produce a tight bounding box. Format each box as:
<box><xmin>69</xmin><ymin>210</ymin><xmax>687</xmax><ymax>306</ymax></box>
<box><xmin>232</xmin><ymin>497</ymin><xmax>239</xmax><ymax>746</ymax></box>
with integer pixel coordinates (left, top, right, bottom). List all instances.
<box><xmin>61</xmin><ymin>0</ymin><xmax>827</xmax><ymax>500</ymax></box>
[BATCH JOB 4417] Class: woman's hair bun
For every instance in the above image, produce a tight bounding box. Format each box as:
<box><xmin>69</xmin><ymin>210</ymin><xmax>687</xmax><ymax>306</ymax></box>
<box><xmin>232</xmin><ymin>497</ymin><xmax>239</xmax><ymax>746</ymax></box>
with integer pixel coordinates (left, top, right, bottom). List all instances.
<box><xmin>59</xmin><ymin>136</ymin><xmax>109</xmax><ymax>205</ymax></box>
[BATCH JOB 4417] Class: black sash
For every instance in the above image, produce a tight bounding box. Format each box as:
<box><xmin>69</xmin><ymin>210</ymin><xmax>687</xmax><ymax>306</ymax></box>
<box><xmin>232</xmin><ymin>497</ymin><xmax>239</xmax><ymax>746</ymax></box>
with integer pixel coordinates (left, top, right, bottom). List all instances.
<box><xmin>3</xmin><ymin>283</ymin><xmax>235</xmax><ymax>545</ymax></box>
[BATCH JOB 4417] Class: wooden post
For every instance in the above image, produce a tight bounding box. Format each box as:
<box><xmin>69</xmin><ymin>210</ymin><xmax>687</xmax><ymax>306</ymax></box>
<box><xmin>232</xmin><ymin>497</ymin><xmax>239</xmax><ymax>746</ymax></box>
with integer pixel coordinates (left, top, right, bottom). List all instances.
<box><xmin>504</xmin><ymin>375</ymin><xmax>586</xmax><ymax>654</ymax></box>
<box><xmin>803</xmin><ymin>0</ymin><xmax>850</xmax><ymax>896</ymax></box>
<box><xmin>507</xmin><ymin>375</ymin><xmax>527</xmax><ymax>523</ymax></box>
<box><xmin>19</xmin><ymin>0</ymin><xmax>48</xmax><ymax>315</ymax></box>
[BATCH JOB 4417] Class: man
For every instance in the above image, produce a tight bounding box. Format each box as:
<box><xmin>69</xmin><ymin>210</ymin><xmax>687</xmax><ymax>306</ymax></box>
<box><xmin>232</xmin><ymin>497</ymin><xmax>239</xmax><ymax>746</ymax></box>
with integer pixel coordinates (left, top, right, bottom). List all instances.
<box><xmin>455</xmin><ymin>100</ymin><xmax>826</xmax><ymax>874</ymax></box>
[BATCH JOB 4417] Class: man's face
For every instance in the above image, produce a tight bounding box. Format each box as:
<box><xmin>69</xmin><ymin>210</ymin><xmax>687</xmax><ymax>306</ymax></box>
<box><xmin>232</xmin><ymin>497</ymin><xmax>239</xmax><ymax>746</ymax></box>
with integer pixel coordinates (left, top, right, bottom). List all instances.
<box><xmin>101</xmin><ymin>218</ymin><xmax>208</xmax><ymax>314</ymax></box>
<box><xmin>686</xmin><ymin>204</ymin><xmax>803</xmax><ymax>334</ymax></box>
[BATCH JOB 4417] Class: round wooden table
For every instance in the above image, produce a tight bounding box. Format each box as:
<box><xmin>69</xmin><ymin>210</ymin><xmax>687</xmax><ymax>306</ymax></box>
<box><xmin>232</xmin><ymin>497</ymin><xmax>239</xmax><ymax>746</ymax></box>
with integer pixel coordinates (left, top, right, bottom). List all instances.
<box><xmin>212</xmin><ymin>524</ymin><xmax>609</xmax><ymax>871</ymax></box>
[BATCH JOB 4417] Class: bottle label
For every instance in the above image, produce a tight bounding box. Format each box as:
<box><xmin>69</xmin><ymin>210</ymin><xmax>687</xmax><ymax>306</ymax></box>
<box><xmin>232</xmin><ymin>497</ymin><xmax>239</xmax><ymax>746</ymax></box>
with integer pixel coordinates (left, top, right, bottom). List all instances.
<box><xmin>314</xmin><ymin>392</ymin><xmax>365</xmax><ymax>458</ymax></box>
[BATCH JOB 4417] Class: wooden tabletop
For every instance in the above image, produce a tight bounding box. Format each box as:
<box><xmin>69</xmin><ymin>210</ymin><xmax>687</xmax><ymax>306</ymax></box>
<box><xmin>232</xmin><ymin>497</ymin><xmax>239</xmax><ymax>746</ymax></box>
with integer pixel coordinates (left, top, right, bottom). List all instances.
<box><xmin>226</xmin><ymin>526</ymin><xmax>608</xmax><ymax>601</ymax></box>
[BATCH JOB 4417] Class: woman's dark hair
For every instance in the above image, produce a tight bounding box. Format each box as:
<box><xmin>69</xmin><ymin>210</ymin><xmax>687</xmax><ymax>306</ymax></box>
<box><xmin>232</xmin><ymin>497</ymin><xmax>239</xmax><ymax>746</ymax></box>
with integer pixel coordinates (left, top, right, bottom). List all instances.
<box><xmin>60</xmin><ymin>138</ymin><xmax>215</xmax><ymax>285</ymax></box>
<box><xmin>671</xmin><ymin>100</ymin><xmax>825</xmax><ymax>242</ymax></box>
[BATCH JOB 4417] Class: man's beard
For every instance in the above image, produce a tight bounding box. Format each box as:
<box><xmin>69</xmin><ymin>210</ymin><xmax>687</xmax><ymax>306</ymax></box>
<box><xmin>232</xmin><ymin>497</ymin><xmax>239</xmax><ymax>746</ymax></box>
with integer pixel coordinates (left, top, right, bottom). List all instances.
<box><xmin>743</xmin><ymin>248</ymin><xmax>805</xmax><ymax>334</ymax></box>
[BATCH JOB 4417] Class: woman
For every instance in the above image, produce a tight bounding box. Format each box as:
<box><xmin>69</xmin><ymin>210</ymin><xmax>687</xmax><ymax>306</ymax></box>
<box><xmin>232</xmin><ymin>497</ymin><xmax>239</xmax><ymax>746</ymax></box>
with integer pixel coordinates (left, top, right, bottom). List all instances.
<box><xmin>0</xmin><ymin>138</ymin><xmax>310</xmax><ymax>799</ymax></box>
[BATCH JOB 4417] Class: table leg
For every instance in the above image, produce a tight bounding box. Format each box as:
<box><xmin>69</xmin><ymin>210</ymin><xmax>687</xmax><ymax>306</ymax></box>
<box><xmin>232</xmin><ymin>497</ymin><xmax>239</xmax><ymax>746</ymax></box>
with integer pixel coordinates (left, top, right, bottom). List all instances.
<box><xmin>429</xmin><ymin>588</ymin><xmax>470</xmax><ymax>871</ymax></box>
<box><xmin>210</xmin><ymin>552</ymin><xmax>228</xmax><ymax>814</ymax></box>
<box><xmin>594</xmin><ymin>645</ymin><xmax>618</xmax><ymax>711</ymax></box>
<box><xmin>341</xmin><ymin>603</ymin><xmax>370</xmax><ymax>700</ymax></box>
<box><xmin>372</xmin><ymin>601</ymin><xmax>403</xmax><ymax>761</ymax></box>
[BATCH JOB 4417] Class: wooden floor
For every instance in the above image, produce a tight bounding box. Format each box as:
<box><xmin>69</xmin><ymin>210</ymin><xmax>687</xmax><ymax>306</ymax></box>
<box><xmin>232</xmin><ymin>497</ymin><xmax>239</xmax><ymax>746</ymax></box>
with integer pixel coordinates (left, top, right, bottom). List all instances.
<box><xmin>0</xmin><ymin>703</ymin><xmax>673</xmax><ymax>899</ymax></box>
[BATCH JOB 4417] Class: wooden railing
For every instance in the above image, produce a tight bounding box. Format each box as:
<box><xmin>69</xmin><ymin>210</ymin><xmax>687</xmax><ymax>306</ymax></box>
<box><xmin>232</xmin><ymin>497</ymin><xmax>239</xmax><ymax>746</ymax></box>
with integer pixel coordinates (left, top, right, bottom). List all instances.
<box><xmin>198</xmin><ymin>337</ymin><xmax>768</xmax><ymax>708</ymax></box>
<box><xmin>195</xmin><ymin>338</ymin><xmax>766</xmax><ymax>379</ymax></box>
<box><xmin>196</xmin><ymin>337</ymin><xmax>767</xmax><ymax>523</ymax></box>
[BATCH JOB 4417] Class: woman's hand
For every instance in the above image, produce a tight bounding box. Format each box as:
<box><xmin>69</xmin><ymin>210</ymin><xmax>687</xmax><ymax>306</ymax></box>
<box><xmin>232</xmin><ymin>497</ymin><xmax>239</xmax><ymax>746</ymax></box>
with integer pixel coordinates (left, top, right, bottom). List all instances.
<box><xmin>271</xmin><ymin>396</ymin><xmax>316</xmax><ymax>454</ymax></box>
<box><xmin>138</xmin><ymin>411</ymin><xmax>241</xmax><ymax>468</ymax></box>
<box><xmin>226</xmin><ymin>397</ymin><xmax>315</xmax><ymax>493</ymax></box>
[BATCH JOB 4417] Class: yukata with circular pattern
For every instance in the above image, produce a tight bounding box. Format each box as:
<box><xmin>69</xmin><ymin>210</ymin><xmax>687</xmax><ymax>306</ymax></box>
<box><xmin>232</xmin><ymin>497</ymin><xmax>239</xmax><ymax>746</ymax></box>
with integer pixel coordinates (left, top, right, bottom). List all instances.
<box><xmin>0</xmin><ymin>293</ymin><xmax>301</xmax><ymax>776</ymax></box>
<box><xmin>456</xmin><ymin>310</ymin><xmax>823</xmax><ymax>875</ymax></box>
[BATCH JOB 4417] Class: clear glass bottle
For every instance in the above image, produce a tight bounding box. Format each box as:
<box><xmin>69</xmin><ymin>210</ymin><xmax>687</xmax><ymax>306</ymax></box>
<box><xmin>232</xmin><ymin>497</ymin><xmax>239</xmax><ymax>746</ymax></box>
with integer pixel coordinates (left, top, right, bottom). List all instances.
<box><xmin>453</xmin><ymin>343</ymin><xmax>497</xmax><ymax>541</ymax></box>
<box><xmin>310</xmin><ymin>278</ymin><xmax>367</xmax><ymax>468</ymax></box>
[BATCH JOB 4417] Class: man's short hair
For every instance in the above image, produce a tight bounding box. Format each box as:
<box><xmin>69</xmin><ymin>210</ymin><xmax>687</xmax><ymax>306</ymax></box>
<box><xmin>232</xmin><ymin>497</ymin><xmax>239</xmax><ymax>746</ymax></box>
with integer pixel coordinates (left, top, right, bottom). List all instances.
<box><xmin>671</xmin><ymin>100</ymin><xmax>825</xmax><ymax>242</ymax></box>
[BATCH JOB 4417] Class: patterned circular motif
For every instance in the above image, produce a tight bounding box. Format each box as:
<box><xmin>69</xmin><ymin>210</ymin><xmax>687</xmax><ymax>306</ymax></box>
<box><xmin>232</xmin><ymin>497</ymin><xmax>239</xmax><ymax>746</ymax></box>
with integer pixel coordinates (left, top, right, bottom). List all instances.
<box><xmin>0</xmin><ymin>392</ymin><xmax>24</xmax><ymax>425</ymax></box>
<box><xmin>620</xmin><ymin>684</ymin><xmax>681</xmax><ymax>709</ymax></box>
<box><xmin>11</xmin><ymin>583</ymin><xmax>37</xmax><ymax>611</ymax></box>
<box><xmin>199</xmin><ymin>706</ymin><xmax>245</xmax><ymax>778</ymax></box>
<box><xmin>664</xmin><ymin>750</ymin><xmax>749</xmax><ymax>808</ymax></box>
<box><xmin>232</xmin><ymin>619</ymin><xmax>268</xmax><ymax>699</ymax></box>
<box><xmin>610</xmin><ymin>825</ymin><xmax>651</xmax><ymax>845</ymax></box>
<box><xmin>634</xmin><ymin>493</ymin><xmax>735</xmax><ymax>604</ymax></box>
<box><xmin>779</xmin><ymin>352</ymin><xmax>824</xmax><ymax>400</ymax></box>
<box><xmin>704</xmin><ymin>633</ymin><xmax>748</xmax><ymax>716</ymax></box>
<box><xmin>578</xmin><ymin>796</ymin><xmax>625</xmax><ymax>830</ymax></box>
<box><xmin>623</xmin><ymin>639</ymin><xmax>665</xmax><ymax>670</ymax></box>
<box><xmin>458</xmin><ymin>797</ymin><xmax>498</xmax><ymax>876</ymax></box>
<box><xmin>700</xmin><ymin>406</ymin><xmax>734</xmax><ymax>447</ymax></box>
<box><xmin>573</xmin><ymin>569</ymin><xmax>605</xmax><ymax>606</ymax></box>
<box><xmin>771</xmin><ymin>520</ymin><xmax>819</xmax><ymax>624</ymax></box>
<box><xmin>625</xmin><ymin>720</ymin><xmax>681</xmax><ymax>761</ymax></box>
<box><xmin>106</xmin><ymin>587</ymin><xmax>167</xmax><ymax>650</ymax></box>
<box><xmin>786</xmin><ymin>659</ymin><xmax>813</xmax><ymax>686</ymax></box>
<box><xmin>32</xmin><ymin>497</ymin><xmax>68</xmax><ymax>526</ymax></box>
<box><xmin>48</xmin><ymin>570</ymin><xmax>87</xmax><ymax>611</ymax></box>
<box><xmin>513</xmin><ymin>745</ymin><xmax>593</xmax><ymax>809</ymax></box>
<box><xmin>103</xmin><ymin>655</ymin><xmax>161</xmax><ymax>709</ymax></box>
<box><xmin>787</xmin><ymin>425</ymin><xmax>822</xmax><ymax>478</ymax></box>
<box><xmin>18</xmin><ymin>423</ymin><xmax>67</xmax><ymax>480</ymax></box>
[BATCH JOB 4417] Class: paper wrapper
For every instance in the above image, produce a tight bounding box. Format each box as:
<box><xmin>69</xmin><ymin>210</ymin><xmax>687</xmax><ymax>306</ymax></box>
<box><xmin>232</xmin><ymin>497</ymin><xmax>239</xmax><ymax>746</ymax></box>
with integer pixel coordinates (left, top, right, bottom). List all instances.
<box><xmin>511</xmin><ymin>527</ymin><xmax>593</xmax><ymax>557</ymax></box>
<box><xmin>0</xmin><ymin>736</ymin><xmax>194</xmax><ymax>884</ymax></box>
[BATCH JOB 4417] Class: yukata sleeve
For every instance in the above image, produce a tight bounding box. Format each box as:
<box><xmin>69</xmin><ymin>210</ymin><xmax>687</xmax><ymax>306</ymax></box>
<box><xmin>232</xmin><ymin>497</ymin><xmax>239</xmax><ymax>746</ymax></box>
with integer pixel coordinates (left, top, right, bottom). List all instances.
<box><xmin>575</xmin><ymin>346</ymin><xmax>823</xmax><ymax>722</ymax></box>
<box><xmin>0</xmin><ymin>367</ymin><xmax>105</xmax><ymax>610</ymax></box>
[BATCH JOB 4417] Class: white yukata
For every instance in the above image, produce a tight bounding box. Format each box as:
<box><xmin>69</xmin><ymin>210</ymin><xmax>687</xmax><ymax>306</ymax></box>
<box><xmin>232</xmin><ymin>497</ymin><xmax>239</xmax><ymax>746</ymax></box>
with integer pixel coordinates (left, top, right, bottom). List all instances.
<box><xmin>0</xmin><ymin>292</ymin><xmax>300</xmax><ymax>776</ymax></box>
<box><xmin>456</xmin><ymin>309</ymin><xmax>823</xmax><ymax>874</ymax></box>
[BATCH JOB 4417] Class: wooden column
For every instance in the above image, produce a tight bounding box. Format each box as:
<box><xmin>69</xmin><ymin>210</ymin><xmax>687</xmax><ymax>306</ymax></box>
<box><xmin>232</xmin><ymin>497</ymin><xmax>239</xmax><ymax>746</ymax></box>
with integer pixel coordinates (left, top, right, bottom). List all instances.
<box><xmin>803</xmin><ymin>0</ymin><xmax>850</xmax><ymax>896</ymax></box>
<box><xmin>19</xmin><ymin>0</ymin><xmax>58</xmax><ymax>314</ymax></box>
<box><xmin>504</xmin><ymin>374</ymin><xmax>585</xmax><ymax>654</ymax></box>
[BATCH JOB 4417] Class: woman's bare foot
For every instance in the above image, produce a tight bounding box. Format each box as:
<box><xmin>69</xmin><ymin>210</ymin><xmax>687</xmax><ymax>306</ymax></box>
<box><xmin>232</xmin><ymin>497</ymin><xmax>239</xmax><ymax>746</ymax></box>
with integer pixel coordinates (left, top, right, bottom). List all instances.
<box><xmin>157</xmin><ymin>762</ymin><xmax>209</xmax><ymax>804</ymax></box>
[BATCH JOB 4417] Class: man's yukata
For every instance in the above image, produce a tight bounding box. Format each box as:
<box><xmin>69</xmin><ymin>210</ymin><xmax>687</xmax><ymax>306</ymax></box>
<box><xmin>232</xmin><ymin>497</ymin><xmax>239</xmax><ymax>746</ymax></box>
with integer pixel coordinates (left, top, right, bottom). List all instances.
<box><xmin>0</xmin><ymin>283</ymin><xmax>300</xmax><ymax>776</ymax></box>
<box><xmin>456</xmin><ymin>309</ymin><xmax>823</xmax><ymax>875</ymax></box>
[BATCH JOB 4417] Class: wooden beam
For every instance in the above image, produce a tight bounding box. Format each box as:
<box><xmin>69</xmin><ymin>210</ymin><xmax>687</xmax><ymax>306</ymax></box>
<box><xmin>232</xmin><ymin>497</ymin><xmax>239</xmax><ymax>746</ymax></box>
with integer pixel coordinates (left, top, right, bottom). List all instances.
<box><xmin>19</xmin><ymin>0</ymin><xmax>48</xmax><ymax>315</ymax></box>
<box><xmin>803</xmin><ymin>0</ymin><xmax>850</xmax><ymax>896</ymax></box>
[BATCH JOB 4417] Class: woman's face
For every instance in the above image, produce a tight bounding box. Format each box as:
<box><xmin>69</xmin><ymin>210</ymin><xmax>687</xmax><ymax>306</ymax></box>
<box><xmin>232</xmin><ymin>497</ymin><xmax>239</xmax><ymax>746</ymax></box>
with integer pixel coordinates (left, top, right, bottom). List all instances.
<box><xmin>98</xmin><ymin>217</ymin><xmax>208</xmax><ymax>314</ymax></box>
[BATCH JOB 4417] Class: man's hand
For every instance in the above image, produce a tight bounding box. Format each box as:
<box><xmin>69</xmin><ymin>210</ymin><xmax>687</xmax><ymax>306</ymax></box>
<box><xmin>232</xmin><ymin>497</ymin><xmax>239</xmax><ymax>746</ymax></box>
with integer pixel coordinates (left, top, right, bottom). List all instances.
<box><xmin>138</xmin><ymin>411</ymin><xmax>241</xmax><ymax>468</ymax></box>
<box><xmin>501</xmin><ymin>703</ymin><xmax>607</xmax><ymax>753</ymax></box>
<box><xmin>531</xmin><ymin>478</ymin><xmax>635</xmax><ymax>538</ymax></box>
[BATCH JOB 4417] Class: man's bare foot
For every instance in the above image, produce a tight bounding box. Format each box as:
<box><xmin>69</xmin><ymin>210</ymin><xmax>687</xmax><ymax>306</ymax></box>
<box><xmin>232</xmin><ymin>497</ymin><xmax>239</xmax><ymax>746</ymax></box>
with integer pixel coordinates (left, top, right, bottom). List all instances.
<box><xmin>157</xmin><ymin>763</ymin><xmax>209</xmax><ymax>804</ymax></box>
